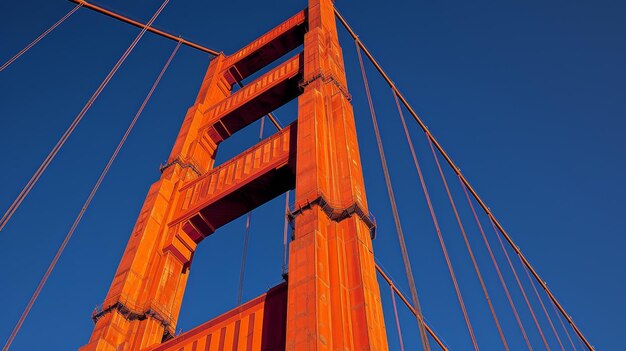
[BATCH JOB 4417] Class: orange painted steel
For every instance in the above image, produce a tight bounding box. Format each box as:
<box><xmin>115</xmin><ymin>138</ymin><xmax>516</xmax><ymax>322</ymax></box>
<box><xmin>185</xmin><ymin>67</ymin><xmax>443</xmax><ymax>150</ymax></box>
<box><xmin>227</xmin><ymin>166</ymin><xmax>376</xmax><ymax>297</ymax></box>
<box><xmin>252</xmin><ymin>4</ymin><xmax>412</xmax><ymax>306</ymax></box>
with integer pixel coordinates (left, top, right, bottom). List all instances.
<box><xmin>147</xmin><ymin>284</ymin><xmax>288</xmax><ymax>351</ymax></box>
<box><xmin>285</xmin><ymin>1</ymin><xmax>388</xmax><ymax>348</ymax></box>
<box><xmin>335</xmin><ymin>9</ymin><xmax>595</xmax><ymax>351</ymax></box>
<box><xmin>203</xmin><ymin>54</ymin><xmax>302</xmax><ymax>143</ymax></box>
<box><xmin>50</xmin><ymin>1</ymin><xmax>592</xmax><ymax>347</ymax></box>
<box><xmin>68</xmin><ymin>0</ymin><xmax>221</xmax><ymax>56</ymax></box>
<box><xmin>170</xmin><ymin>123</ymin><xmax>296</xmax><ymax>242</ymax></box>
<box><xmin>223</xmin><ymin>11</ymin><xmax>307</xmax><ymax>82</ymax></box>
<box><xmin>80</xmin><ymin>1</ymin><xmax>390</xmax><ymax>350</ymax></box>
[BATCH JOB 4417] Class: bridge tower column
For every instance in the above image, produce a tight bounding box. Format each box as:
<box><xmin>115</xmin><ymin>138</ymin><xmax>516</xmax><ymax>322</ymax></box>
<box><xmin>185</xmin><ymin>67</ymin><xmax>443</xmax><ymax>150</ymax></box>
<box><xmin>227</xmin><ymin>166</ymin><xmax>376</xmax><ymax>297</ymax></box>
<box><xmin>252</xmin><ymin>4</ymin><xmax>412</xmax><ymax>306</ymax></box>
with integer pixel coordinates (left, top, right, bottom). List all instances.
<box><xmin>286</xmin><ymin>0</ymin><xmax>388</xmax><ymax>349</ymax></box>
<box><xmin>79</xmin><ymin>55</ymin><xmax>231</xmax><ymax>351</ymax></box>
<box><xmin>80</xmin><ymin>1</ymin><xmax>389</xmax><ymax>350</ymax></box>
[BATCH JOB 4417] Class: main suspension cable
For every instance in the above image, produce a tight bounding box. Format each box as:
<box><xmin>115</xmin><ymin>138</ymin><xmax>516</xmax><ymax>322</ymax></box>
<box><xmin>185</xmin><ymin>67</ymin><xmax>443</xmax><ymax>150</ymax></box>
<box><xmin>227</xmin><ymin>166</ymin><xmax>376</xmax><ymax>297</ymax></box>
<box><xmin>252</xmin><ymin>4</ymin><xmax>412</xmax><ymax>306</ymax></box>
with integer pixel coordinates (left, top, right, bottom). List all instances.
<box><xmin>0</xmin><ymin>3</ymin><xmax>82</xmax><ymax>72</ymax></box>
<box><xmin>490</xmin><ymin>218</ymin><xmax>551</xmax><ymax>350</ymax></box>
<box><xmin>1</xmin><ymin>39</ymin><xmax>181</xmax><ymax>351</ymax></box>
<box><xmin>458</xmin><ymin>177</ymin><xmax>534</xmax><ymax>350</ymax></box>
<box><xmin>335</xmin><ymin>10</ymin><xmax>594</xmax><ymax>350</ymax></box>
<box><xmin>355</xmin><ymin>41</ymin><xmax>431</xmax><ymax>351</ymax></box>
<box><xmin>68</xmin><ymin>0</ymin><xmax>220</xmax><ymax>56</ymax></box>
<box><xmin>0</xmin><ymin>0</ymin><xmax>171</xmax><ymax>235</ymax></box>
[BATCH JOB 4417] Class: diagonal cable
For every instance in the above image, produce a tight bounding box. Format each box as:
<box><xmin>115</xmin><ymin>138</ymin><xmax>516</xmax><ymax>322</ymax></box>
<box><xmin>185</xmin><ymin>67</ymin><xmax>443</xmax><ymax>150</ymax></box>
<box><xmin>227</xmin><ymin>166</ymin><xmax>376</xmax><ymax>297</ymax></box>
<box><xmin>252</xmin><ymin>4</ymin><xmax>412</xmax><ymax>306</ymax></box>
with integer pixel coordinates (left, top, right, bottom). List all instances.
<box><xmin>523</xmin><ymin>263</ymin><xmax>566</xmax><ymax>350</ymax></box>
<box><xmin>459</xmin><ymin>177</ymin><xmax>534</xmax><ymax>350</ymax></box>
<box><xmin>490</xmin><ymin>218</ymin><xmax>552</xmax><ymax>350</ymax></box>
<box><xmin>0</xmin><ymin>0</ymin><xmax>170</xmax><ymax>234</ymax></box>
<box><xmin>550</xmin><ymin>296</ymin><xmax>579</xmax><ymax>350</ymax></box>
<box><xmin>355</xmin><ymin>40</ymin><xmax>431</xmax><ymax>351</ymax></box>
<box><xmin>1</xmin><ymin>39</ymin><xmax>181</xmax><ymax>351</ymax></box>
<box><xmin>389</xmin><ymin>284</ymin><xmax>406</xmax><ymax>351</ymax></box>
<box><xmin>0</xmin><ymin>3</ymin><xmax>83</xmax><ymax>72</ymax></box>
<box><xmin>334</xmin><ymin>11</ymin><xmax>595</xmax><ymax>350</ymax></box>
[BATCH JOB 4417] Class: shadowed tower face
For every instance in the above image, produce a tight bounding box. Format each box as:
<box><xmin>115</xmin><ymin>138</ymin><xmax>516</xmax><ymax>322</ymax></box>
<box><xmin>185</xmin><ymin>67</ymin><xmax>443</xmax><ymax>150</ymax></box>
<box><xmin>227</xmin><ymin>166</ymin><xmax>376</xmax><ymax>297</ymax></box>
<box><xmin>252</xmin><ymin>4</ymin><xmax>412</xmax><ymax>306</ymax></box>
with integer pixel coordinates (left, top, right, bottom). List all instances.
<box><xmin>79</xmin><ymin>0</ymin><xmax>389</xmax><ymax>350</ymax></box>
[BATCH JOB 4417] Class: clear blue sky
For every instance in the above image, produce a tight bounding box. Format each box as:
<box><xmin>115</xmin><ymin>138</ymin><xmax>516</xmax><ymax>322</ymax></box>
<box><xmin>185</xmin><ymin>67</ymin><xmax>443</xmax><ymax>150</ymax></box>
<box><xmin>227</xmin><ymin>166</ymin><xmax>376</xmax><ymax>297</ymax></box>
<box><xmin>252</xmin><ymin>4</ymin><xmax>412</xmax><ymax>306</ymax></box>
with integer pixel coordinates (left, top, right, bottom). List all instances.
<box><xmin>0</xmin><ymin>0</ymin><xmax>624</xmax><ymax>350</ymax></box>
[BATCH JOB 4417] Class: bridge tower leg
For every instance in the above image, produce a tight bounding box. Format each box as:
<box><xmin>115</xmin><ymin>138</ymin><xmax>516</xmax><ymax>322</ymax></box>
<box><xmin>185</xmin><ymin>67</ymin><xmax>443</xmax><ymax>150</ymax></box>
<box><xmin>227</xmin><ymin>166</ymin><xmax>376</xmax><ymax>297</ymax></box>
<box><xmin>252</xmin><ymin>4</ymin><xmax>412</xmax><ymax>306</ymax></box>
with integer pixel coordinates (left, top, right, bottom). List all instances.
<box><xmin>78</xmin><ymin>54</ymin><xmax>231</xmax><ymax>351</ymax></box>
<box><xmin>80</xmin><ymin>1</ymin><xmax>388</xmax><ymax>350</ymax></box>
<box><xmin>286</xmin><ymin>0</ymin><xmax>388</xmax><ymax>350</ymax></box>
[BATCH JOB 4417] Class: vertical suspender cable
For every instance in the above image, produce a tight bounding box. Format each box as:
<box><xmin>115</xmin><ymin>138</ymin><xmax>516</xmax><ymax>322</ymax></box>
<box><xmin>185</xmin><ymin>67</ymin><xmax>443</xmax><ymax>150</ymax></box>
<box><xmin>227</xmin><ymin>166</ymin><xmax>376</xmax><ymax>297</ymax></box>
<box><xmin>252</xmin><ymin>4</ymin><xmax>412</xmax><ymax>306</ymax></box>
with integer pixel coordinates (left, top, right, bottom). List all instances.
<box><xmin>459</xmin><ymin>177</ymin><xmax>534</xmax><ymax>350</ymax></box>
<box><xmin>578</xmin><ymin>335</ymin><xmax>587</xmax><ymax>351</ymax></box>
<box><xmin>375</xmin><ymin>262</ymin><xmax>449</xmax><ymax>351</ymax></box>
<box><xmin>282</xmin><ymin>190</ymin><xmax>290</xmax><ymax>278</ymax></box>
<box><xmin>422</xmin><ymin>117</ymin><xmax>508</xmax><ymax>350</ymax></box>
<box><xmin>0</xmin><ymin>3</ymin><xmax>82</xmax><ymax>72</ymax></box>
<box><xmin>389</xmin><ymin>284</ymin><xmax>406</xmax><ymax>351</ymax></box>
<box><xmin>355</xmin><ymin>41</ymin><xmax>431</xmax><ymax>351</ymax></box>
<box><xmin>1</xmin><ymin>40</ymin><xmax>181</xmax><ymax>351</ymax></box>
<box><xmin>237</xmin><ymin>212</ymin><xmax>252</xmax><ymax>305</ymax></box>
<box><xmin>550</xmin><ymin>299</ymin><xmax>578</xmax><ymax>351</ymax></box>
<box><xmin>335</xmin><ymin>11</ymin><xmax>594</xmax><ymax>350</ymax></box>
<box><xmin>394</xmin><ymin>89</ymin><xmax>504</xmax><ymax>349</ymax></box>
<box><xmin>523</xmin><ymin>264</ymin><xmax>566</xmax><ymax>350</ymax></box>
<box><xmin>0</xmin><ymin>0</ymin><xmax>170</xmax><ymax>234</ymax></box>
<box><xmin>237</xmin><ymin>117</ymin><xmax>265</xmax><ymax>305</ymax></box>
<box><xmin>490</xmin><ymin>219</ymin><xmax>552</xmax><ymax>350</ymax></box>
<box><xmin>374</xmin><ymin>257</ymin><xmax>449</xmax><ymax>351</ymax></box>
<box><xmin>389</xmin><ymin>80</ymin><xmax>479</xmax><ymax>350</ymax></box>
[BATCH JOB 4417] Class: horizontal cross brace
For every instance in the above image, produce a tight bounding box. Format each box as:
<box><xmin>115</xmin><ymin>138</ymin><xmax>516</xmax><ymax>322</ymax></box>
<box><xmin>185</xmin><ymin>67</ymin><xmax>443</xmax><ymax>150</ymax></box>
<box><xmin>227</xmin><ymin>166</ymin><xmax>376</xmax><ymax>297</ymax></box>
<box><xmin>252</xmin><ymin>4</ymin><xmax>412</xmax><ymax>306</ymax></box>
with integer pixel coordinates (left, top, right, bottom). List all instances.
<box><xmin>172</xmin><ymin>123</ymin><xmax>297</xmax><ymax>241</ymax></box>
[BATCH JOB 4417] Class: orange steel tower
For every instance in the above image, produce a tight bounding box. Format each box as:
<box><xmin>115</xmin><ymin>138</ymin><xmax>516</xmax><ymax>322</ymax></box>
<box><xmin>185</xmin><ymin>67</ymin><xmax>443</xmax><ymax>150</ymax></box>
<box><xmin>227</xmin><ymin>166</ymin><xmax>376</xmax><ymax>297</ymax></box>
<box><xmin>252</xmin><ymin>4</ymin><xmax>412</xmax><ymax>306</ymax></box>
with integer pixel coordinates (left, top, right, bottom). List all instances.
<box><xmin>80</xmin><ymin>0</ymin><xmax>389</xmax><ymax>350</ymax></box>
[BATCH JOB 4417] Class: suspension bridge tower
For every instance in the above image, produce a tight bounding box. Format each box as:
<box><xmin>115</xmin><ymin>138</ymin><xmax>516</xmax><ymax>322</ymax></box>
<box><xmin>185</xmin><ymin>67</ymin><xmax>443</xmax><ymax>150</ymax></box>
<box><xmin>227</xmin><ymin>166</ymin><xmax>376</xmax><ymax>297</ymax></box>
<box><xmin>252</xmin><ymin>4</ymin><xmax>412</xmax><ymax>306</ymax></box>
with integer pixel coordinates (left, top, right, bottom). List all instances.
<box><xmin>79</xmin><ymin>0</ymin><xmax>389</xmax><ymax>349</ymax></box>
